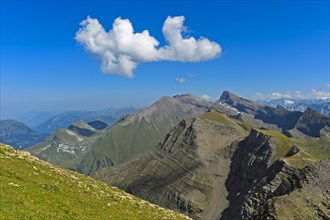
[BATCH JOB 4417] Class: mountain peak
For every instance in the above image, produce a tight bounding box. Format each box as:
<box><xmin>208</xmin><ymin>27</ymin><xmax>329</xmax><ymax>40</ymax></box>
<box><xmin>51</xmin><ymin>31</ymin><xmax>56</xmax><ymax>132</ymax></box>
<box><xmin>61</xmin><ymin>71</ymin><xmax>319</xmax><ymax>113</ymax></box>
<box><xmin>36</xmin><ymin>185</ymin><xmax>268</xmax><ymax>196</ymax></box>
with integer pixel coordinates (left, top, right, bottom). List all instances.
<box><xmin>218</xmin><ymin>91</ymin><xmax>262</xmax><ymax>114</ymax></box>
<box><xmin>219</xmin><ymin>91</ymin><xmax>238</xmax><ymax>101</ymax></box>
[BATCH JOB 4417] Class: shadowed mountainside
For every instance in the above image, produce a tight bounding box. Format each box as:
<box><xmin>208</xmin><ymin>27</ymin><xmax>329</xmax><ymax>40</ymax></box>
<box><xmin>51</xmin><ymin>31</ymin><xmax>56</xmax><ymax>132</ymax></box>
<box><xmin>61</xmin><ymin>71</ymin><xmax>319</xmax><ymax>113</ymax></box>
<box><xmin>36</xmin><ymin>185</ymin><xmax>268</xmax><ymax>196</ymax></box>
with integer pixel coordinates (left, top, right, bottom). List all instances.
<box><xmin>94</xmin><ymin>110</ymin><xmax>330</xmax><ymax>219</ymax></box>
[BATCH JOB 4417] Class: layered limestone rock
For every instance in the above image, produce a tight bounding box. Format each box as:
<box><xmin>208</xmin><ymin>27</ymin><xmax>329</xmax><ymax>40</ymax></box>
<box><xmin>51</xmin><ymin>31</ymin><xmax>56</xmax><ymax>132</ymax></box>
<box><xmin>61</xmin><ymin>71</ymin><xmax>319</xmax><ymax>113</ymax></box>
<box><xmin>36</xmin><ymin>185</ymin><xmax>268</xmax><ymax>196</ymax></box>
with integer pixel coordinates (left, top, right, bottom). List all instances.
<box><xmin>94</xmin><ymin>112</ymin><xmax>247</xmax><ymax>219</ymax></box>
<box><xmin>94</xmin><ymin>110</ymin><xmax>330</xmax><ymax>219</ymax></box>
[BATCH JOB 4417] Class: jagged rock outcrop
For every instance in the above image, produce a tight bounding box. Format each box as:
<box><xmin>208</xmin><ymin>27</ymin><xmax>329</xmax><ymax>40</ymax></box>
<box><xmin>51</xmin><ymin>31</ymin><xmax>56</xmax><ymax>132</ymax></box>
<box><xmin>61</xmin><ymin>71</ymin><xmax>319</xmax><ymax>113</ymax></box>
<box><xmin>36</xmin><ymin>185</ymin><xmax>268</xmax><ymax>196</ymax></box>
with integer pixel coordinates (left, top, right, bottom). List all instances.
<box><xmin>295</xmin><ymin>108</ymin><xmax>330</xmax><ymax>137</ymax></box>
<box><xmin>221</xmin><ymin>157</ymin><xmax>330</xmax><ymax>220</ymax></box>
<box><xmin>254</xmin><ymin>106</ymin><xmax>302</xmax><ymax>132</ymax></box>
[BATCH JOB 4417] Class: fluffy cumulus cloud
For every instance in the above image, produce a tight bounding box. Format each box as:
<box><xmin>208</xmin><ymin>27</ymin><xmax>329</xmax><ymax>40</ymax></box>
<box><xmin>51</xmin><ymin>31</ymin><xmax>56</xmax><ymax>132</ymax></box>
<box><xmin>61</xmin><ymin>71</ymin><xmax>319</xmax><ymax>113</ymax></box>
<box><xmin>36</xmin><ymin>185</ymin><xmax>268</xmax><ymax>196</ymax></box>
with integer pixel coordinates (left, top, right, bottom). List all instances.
<box><xmin>254</xmin><ymin>90</ymin><xmax>330</xmax><ymax>100</ymax></box>
<box><xmin>175</xmin><ymin>77</ymin><xmax>186</xmax><ymax>84</ymax></box>
<box><xmin>75</xmin><ymin>16</ymin><xmax>221</xmax><ymax>77</ymax></box>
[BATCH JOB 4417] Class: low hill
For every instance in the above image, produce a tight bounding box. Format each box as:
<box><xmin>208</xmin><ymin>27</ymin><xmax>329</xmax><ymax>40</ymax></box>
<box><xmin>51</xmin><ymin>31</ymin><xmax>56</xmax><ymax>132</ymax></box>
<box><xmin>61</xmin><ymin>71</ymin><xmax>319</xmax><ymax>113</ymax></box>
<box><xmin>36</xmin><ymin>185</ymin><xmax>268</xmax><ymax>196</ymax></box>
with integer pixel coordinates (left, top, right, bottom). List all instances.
<box><xmin>0</xmin><ymin>144</ymin><xmax>189</xmax><ymax>220</ymax></box>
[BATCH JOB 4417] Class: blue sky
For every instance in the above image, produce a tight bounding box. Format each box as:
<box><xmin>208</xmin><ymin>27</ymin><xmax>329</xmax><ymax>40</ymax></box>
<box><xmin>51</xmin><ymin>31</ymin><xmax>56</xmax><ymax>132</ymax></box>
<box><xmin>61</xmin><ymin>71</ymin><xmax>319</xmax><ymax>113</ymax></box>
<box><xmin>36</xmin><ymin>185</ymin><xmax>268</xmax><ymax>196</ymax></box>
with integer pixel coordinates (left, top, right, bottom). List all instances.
<box><xmin>1</xmin><ymin>0</ymin><xmax>329</xmax><ymax>119</ymax></box>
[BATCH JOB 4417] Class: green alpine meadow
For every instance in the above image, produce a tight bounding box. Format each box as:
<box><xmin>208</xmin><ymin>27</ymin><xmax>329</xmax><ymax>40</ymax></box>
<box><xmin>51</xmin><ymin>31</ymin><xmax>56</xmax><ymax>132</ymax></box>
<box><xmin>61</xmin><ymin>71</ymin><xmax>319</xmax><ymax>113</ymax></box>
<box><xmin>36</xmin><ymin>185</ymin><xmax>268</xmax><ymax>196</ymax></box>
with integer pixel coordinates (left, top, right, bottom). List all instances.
<box><xmin>0</xmin><ymin>144</ymin><xmax>189</xmax><ymax>219</ymax></box>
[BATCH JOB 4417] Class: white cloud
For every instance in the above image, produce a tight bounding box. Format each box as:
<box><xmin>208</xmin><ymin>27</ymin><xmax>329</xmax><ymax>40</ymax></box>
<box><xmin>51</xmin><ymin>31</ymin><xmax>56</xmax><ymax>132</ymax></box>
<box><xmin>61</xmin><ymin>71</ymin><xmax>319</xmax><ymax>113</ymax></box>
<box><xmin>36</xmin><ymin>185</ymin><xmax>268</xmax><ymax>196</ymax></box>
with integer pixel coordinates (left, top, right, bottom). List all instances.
<box><xmin>311</xmin><ymin>89</ymin><xmax>330</xmax><ymax>100</ymax></box>
<box><xmin>201</xmin><ymin>94</ymin><xmax>210</xmax><ymax>100</ymax></box>
<box><xmin>327</xmin><ymin>83</ymin><xmax>330</xmax><ymax>88</ymax></box>
<box><xmin>253</xmin><ymin>89</ymin><xmax>330</xmax><ymax>100</ymax></box>
<box><xmin>175</xmin><ymin>77</ymin><xmax>186</xmax><ymax>84</ymax></box>
<box><xmin>76</xmin><ymin>16</ymin><xmax>221</xmax><ymax>77</ymax></box>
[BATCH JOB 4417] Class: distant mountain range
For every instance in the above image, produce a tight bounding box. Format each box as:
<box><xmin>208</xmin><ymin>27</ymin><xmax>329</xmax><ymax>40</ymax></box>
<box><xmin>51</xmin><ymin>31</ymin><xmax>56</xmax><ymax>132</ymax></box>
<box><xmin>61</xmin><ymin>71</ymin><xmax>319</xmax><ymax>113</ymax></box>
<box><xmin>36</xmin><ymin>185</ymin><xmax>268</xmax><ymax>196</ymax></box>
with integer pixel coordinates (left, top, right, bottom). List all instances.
<box><xmin>28</xmin><ymin>91</ymin><xmax>330</xmax><ymax>174</ymax></box>
<box><xmin>14</xmin><ymin>111</ymin><xmax>56</xmax><ymax>128</ymax></box>
<box><xmin>3</xmin><ymin>90</ymin><xmax>330</xmax><ymax>219</ymax></box>
<box><xmin>0</xmin><ymin>120</ymin><xmax>48</xmax><ymax>149</ymax></box>
<box><xmin>0</xmin><ymin>107</ymin><xmax>140</xmax><ymax>149</ymax></box>
<box><xmin>33</xmin><ymin>107</ymin><xmax>140</xmax><ymax>134</ymax></box>
<box><xmin>257</xmin><ymin>98</ymin><xmax>330</xmax><ymax>117</ymax></box>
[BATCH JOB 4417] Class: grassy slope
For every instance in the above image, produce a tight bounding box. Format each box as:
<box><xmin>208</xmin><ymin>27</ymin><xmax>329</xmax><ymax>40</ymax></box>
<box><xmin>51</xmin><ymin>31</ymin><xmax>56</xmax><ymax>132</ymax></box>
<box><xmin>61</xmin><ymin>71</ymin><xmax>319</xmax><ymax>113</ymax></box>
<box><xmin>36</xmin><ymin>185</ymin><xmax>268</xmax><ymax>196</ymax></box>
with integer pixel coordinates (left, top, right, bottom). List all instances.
<box><xmin>29</xmin><ymin>127</ymin><xmax>104</xmax><ymax>171</ymax></box>
<box><xmin>0</xmin><ymin>144</ymin><xmax>188</xmax><ymax>220</ymax></box>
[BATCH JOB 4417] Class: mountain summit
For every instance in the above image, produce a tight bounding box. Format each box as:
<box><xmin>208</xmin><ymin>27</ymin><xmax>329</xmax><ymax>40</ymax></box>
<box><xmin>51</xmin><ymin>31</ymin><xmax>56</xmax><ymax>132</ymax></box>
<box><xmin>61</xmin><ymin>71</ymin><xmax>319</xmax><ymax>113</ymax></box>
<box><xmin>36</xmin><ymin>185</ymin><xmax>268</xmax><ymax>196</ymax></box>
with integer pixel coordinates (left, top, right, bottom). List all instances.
<box><xmin>218</xmin><ymin>91</ymin><xmax>263</xmax><ymax>114</ymax></box>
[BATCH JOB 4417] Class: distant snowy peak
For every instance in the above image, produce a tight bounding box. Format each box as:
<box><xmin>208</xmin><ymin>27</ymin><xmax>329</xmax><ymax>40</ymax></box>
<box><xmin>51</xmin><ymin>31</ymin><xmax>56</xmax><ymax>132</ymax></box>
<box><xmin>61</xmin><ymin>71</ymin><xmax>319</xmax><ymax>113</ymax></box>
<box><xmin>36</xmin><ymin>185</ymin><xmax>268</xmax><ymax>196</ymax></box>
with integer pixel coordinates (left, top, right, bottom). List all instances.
<box><xmin>284</xmin><ymin>99</ymin><xmax>295</xmax><ymax>105</ymax></box>
<box><xmin>256</xmin><ymin>98</ymin><xmax>330</xmax><ymax>117</ymax></box>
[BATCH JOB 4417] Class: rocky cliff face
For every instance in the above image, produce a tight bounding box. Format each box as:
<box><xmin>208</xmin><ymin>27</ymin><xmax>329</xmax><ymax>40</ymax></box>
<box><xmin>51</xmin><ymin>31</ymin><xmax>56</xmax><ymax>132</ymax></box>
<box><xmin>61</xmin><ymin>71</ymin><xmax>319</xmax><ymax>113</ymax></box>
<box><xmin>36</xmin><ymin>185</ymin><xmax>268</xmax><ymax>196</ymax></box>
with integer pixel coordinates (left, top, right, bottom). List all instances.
<box><xmin>295</xmin><ymin>108</ymin><xmax>330</xmax><ymax>137</ymax></box>
<box><xmin>221</xmin><ymin>130</ymin><xmax>303</xmax><ymax>219</ymax></box>
<box><xmin>94</xmin><ymin>111</ymin><xmax>247</xmax><ymax>219</ymax></box>
<box><xmin>254</xmin><ymin>106</ymin><xmax>302</xmax><ymax>132</ymax></box>
<box><xmin>94</xmin><ymin>111</ymin><xmax>330</xmax><ymax>220</ymax></box>
<box><xmin>222</xmin><ymin>155</ymin><xmax>330</xmax><ymax>219</ymax></box>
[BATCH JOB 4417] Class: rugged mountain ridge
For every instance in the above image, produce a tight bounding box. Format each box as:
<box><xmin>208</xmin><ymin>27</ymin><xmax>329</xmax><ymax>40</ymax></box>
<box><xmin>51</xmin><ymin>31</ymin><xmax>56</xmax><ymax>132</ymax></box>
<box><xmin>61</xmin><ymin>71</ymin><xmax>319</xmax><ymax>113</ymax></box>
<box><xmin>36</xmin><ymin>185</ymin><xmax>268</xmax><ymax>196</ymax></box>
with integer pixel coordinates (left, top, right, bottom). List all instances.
<box><xmin>94</xmin><ymin>111</ymin><xmax>247</xmax><ymax>219</ymax></box>
<box><xmin>254</xmin><ymin>106</ymin><xmax>303</xmax><ymax>131</ymax></box>
<box><xmin>30</xmin><ymin>94</ymin><xmax>214</xmax><ymax>175</ymax></box>
<box><xmin>219</xmin><ymin>91</ymin><xmax>330</xmax><ymax>137</ymax></box>
<box><xmin>76</xmin><ymin>95</ymin><xmax>212</xmax><ymax>175</ymax></box>
<box><xmin>29</xmin><ymin>91</ymin><xmax>330</xmax><ymax>177</ymax></box>
<box><xmin>295</xmin><ymin>108</ymin><xmax>330</xmax><ymax>137</ymax></box>
<box><xmin>94</xmin><ymin>110</ymin><xmax>330</xmax><ymax>219</ymax></box>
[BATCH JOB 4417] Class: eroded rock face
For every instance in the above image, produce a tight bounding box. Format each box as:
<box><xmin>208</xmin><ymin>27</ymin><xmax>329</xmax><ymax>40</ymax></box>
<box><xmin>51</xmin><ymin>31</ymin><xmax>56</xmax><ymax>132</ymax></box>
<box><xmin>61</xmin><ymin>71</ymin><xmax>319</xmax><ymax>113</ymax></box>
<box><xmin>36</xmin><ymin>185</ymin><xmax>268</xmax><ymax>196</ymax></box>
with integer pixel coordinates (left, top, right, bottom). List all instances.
<box><xmin>221</xmin><ymin>130</ymin><xmax>330</xmax><ymax>220</ymax></box>
<box><xmin>92</xmin><ymin>110</ymin><xmax>330</xmax><ymax>220</ymax></box>
<box><xmin>295</xmin><ymin>108</ymin><xmax>330</xmax><ymax>137</ymax></box>
<box><xmin>254</xmin><ymin>106</ymin><xmax>302</xmax><ymax>132</ymax></box>
<box><xmin>94</xmin><ymin>116</ymin><xmax>247</xmax><ymax>219</ymax></box>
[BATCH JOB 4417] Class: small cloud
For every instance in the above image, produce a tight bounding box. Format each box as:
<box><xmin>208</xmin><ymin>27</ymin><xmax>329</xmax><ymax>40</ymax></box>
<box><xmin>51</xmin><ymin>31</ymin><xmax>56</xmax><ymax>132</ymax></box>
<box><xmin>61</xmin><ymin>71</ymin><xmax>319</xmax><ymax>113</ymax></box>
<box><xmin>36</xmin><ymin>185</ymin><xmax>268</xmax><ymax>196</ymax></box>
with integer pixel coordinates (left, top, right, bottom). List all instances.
<box><xmin>201</xmin><ymin>94</ymin><xmax>210</xmax><ymax>100</ymax></box>
<box><xmin>175</xmin><ymin>77</ymin><xmax>186</xmax><ymax>84</ymax></box>
<box><xmin>75</xmin><ymin>16</ymin><xmax>221</xmax><ymax>77</ymax></box>
<box><xmin>327</xmin><ymin>83</ymin><xmax>330</xmax><ymax>88</ymax></box>
<box><xmin>310</xmin><ymin>89</ymin><xmax>330</xmax><ymax>100</ymax></box>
